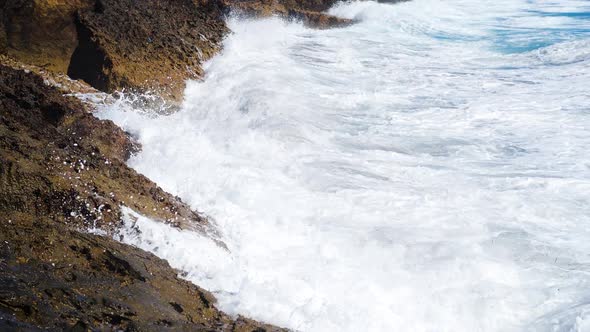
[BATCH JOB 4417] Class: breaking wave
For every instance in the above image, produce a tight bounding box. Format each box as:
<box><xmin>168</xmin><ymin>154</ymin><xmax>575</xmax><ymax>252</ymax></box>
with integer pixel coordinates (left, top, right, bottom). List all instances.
<box><xmin>98</xmin><ymin>0</ymin><xmax>590</xmax><ymax>330</ymax></box>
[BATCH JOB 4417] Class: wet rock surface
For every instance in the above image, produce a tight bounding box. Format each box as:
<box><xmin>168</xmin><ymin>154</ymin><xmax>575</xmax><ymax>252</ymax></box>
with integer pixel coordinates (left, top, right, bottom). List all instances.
<box><xmin>1</xmin><ymin>0</ymin><xmax>227</xmax><ymax>105</ymax></box>
<box><xmin>0</xmin><ymin>64</ymin><xmax>213</xmax><ymax>236</ymax></box>
<box><xmin>67</xmin><ymin>0</ymin><xmax>228</xmax><ymax>104</ymax></box>
<box><xmin>0</xmin><ymin>1</ymin><xmax>367</xmax><ymax>330</ymax></box>
<box><xmin>0</xmin><ymin>64</ymin><xmax>284</xmax><ymax>330</ymax></box>
<box><xmin>222</xmin><ymin>0</ymin><xmax>353</xmax><ymax>29</ymax></box>
<box><xmin>0</xmin><ymin>216</ymin><xmax>283</xmax><ymax>331</ymax></box>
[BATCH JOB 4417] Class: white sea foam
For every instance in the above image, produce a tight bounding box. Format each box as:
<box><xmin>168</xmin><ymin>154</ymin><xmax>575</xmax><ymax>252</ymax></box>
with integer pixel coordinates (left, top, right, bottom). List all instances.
<box><xmin>98</xmin><ymin>0</ymin><xmax>590</xmax><ymax>330</ymax></box>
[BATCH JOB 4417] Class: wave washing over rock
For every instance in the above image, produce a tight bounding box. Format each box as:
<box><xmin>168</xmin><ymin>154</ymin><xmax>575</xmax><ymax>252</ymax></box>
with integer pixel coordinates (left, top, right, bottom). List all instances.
<box><xmin>99</xmin><ymin>0</ymin><xmax>590</xmax><ymax>331</ymax></box>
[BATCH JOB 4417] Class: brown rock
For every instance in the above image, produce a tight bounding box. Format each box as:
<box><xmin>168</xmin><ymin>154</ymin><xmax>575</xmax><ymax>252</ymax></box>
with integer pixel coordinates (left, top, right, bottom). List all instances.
<box><xmin>0</xmin><ymin>17</ymin><xmax>6</xmax><ymax>54</ymax></box>
<box><xmin>0</xmin><ymin>61</ymin><xmax>285</xmax><ymax>332</ymax></box>
<box><xmin>1</xmin><ymin>0</ymin><xmax>228</xmax><ymax>105</ymax></box>
<box><xmin>0</xmin><ymin>54</ymin><xmax>98</xmax><ymax>96</ymax></box>
<box><xmin>0</xmin><ymin>63</ymin><xmax>215</xmax><ymax>239</ymax></box>
<box><xmin>67</xmin><ymin>0</ymin><xmax>228</xmax><ymax>104</ymax></box>
<box><xmin>278</xmin><ymin>0</ymin><xmax>341</xmax><ymax>12</ymax></box>
<box><xmin>0</xmin><ymin>216</ymin><xmax>285</xmax><ymax>331</ymax></box>
<box><xmin>1</xmin><ymin>0</ymin><xmax>95</xmax><ymax>73</ymax></box>
<box><xmin>1</xmin><ymin>0</ymin><xmax>353</xmax><ymax>105</ymax></box>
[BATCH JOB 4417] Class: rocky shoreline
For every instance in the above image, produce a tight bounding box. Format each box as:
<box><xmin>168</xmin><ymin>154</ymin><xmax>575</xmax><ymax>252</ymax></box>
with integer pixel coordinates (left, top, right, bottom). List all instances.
<box><xmin>0</xmin><ymin>61</ymin><xmax>283</xmax><ymax>331</ymax></box>
<box><xmin>0</xmin><ymin>0</ymin><xmax>355</xmax><ymax>330</ymax></box>
<box><xmin>1</xmin><ymin>0</ymin><xmax>348</xmax><ymax>106</ymax></box>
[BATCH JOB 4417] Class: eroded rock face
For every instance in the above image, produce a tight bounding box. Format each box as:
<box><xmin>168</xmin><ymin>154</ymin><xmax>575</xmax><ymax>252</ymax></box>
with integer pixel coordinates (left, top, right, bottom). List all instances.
<box><xmin>0</xmin><ymin>217</ymin><xmax>283</xmax><ymax>331</ymax></box>
<box><xmin>67</xmin><ymin>0</ymin><xmax>228</xmax><ymax>103</ymax></box>
<box><xmin>0</xmin><ymin>64</ymin><xmax>214</xmax><ymax>237</ymax></box>
<box><xmin>1</xmin><ymin>0</ymin><xmax>352</xmax><ymax>104</ymax></box>
<box><xmin>0</xmin><ymin>63</ymin><xmax>283</xmax><ymax>331</ymax></box>
<box><xmin>1</xmin><ymin>0</ymin><xmax>228</xmax><ymax>105</ymax></box>
<box><xmin>0</xmin><ymin>0</ymin><xmax>95</xmax><ymax>73</ymax></box>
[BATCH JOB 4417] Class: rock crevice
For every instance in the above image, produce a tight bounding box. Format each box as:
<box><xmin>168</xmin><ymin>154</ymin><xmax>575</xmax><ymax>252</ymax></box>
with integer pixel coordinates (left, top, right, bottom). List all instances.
<box><xmin>2</xmin><ymin>0</ymin><xmax>353</xmax><ymax>104</ymax></box>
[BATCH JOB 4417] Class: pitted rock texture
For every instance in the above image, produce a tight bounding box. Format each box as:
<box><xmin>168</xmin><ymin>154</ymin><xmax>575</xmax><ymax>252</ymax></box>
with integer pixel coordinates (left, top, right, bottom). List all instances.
<box><xmin>0</xmin><ymin>64</ymin><xmax>284</xmax><ymax>331</ymax></box>
<box><xmin>0</xmin><ymin>64</ymin><xmax>213</xmax><ymax>237</ymax></box>
<box><xmin>1</xmin><ymin>0</ymin><xmax>228</xmax><ymax>104</ymax></box>
<box><xmin>67</xmin><ymin>0</ymin><xmax>228</xmax><ymax>103</ymax></box>
<box><xmin>0</xmin><ymin>217</ymin><xmax>284</xmax><ymax>332</ymax></box>
<box><xmin>0</xmin><ymin>0</ymin><xmax>95</xmax><ymax>73</ymax></box>
<box><xmin>1</xmin><ymin>0</ymin><xmax>355</xmax><ymax>104</ymax></box>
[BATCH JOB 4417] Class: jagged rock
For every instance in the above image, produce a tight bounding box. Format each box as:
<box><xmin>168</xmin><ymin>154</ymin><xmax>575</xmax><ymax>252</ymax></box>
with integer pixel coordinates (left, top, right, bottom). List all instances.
<box><xmin>0</xmin><ymin>0</ymin><xmax>95</xmax><ymax>73</ymax></box>
<box><xmin>1</xmin><ymin>0</ymin><xmax>227</xmax><ymax>105</ymax></box>
<box><xmin>0</xmin><ymin>63</ymin><xmax>284</xmax><ymax>331</ymax></box>
<box><xmin>0</xmin><ymin>54</ymin><xmax>98</xmax><ymax>96</ymax></box>
<box><xmin>67</xmin><ymin>0</ymin><xmax>228</xmax><ymax>104</ymax></box>
<box><xmin>0</xmin><ymin>63</ymin><xmax>215</xmax><ymax>237</ymax></box>
<box><xmin>0</xmin><ymin>217</ymin><xmax>284</xmax><ymax>331</ymax></box>
<box><xmin>1</xmin><ymin>0</ymin><xmax>352</xmax><ymax>105</ymax></box>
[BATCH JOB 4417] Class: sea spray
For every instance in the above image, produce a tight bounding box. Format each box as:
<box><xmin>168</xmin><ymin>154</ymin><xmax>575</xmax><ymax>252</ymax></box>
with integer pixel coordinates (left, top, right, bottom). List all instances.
<box><xmin>99</xmin><ymin>0</ymin><xmax>590</xmax><ymax>330</ymax></box>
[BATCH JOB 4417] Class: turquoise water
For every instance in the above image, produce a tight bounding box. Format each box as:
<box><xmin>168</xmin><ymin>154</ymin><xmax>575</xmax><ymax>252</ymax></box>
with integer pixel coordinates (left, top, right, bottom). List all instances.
<box><xmin>427</xmin><ymin>1</ymin><xmax>590</xmax><ymax>53</ymax></box>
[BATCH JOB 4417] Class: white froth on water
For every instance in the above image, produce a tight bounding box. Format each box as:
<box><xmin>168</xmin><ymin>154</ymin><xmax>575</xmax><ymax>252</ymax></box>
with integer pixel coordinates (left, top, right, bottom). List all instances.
<box><xmin>99</xmin><ymin>0</ymin><xmax>590</xmax><ymax>330</ymax></box>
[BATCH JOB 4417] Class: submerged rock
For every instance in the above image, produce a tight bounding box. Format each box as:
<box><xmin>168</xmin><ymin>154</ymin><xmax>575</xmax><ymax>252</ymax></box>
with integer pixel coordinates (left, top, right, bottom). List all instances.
<box><xmin>222</xmin><ymin>0</ymin><xmax>353</xmax><ymax>29</ymax></box>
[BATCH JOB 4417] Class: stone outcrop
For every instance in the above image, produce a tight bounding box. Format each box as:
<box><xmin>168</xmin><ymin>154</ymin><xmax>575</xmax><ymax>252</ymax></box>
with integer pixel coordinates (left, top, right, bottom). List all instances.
<box><xmin>1</xmin><ymin>0</ymin><xmax>227</xmax><ymax>105</ymax></box>
<box><xmin>67</xmin><ymin>0</ymin><xmax>228</xmax><ymax>103</ymax></box>
<box><xmin>0</xmin><ymin>63</ymin><xmax>283</xmax><ymax>331</ymax></box>
<box><xmin>0</xmin><ymin>0</ymin><xmax>95</xmax><ymax>73</ymax></box>
<box><xmin>0</xmin><ymin>54</ymin><xmax>98</xmax><ymax>96</ymax></box>
<box><xmin>1</xmin><ymin>0</ymin><xmax>352</xmax><ymax>105</ymax></box>
<box><xmin>0</xmin><ymin>63</ymin><xmax>215</xmax><ymax>237</ymax></box>
<box><xmin>0</xmin><ymin>211</ymin><xmax>283</xmax><ymax>331</ymax></box>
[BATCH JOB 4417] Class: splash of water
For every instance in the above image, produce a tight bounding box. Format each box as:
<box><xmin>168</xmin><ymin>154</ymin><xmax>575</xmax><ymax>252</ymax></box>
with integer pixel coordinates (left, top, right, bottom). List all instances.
<box><xmin>98</xmin><ymin>0</ymin><xmax>590</xmax><ymax>330</ymax></box>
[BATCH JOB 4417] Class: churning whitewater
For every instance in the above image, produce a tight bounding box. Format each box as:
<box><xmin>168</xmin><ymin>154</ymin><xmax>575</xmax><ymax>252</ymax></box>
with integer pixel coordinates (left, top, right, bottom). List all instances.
<box><xmin>97</xmin><ymin>0</ymin><xmax>590</xmax><ymax>331</ymax></box>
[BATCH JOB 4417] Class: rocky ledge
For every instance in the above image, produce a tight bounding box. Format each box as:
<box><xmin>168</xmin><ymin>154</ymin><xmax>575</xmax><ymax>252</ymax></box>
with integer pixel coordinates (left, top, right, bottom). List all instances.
<box><xmin>0</xmin><ymin>63</ymin><xmax>285</xmax><ymax>331</ymax></box>
<box><xmin>1</xmin><ymin>0</ymin><xmax>348</xmax><ymax>107</ymax></box>
<box><xmin>0</xmin><ymin>62</ymin><xmax>215</xmax><ymax>238</ymax></box>
<box><xmin>0</xmin><ymin>216</ymin><xmax>281</xmax><ymax>331</ymax></box>
<box><xmin>0</xmin><ymin>0</ymin><xmax>373</xmax><ymax>330</ymax></box>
